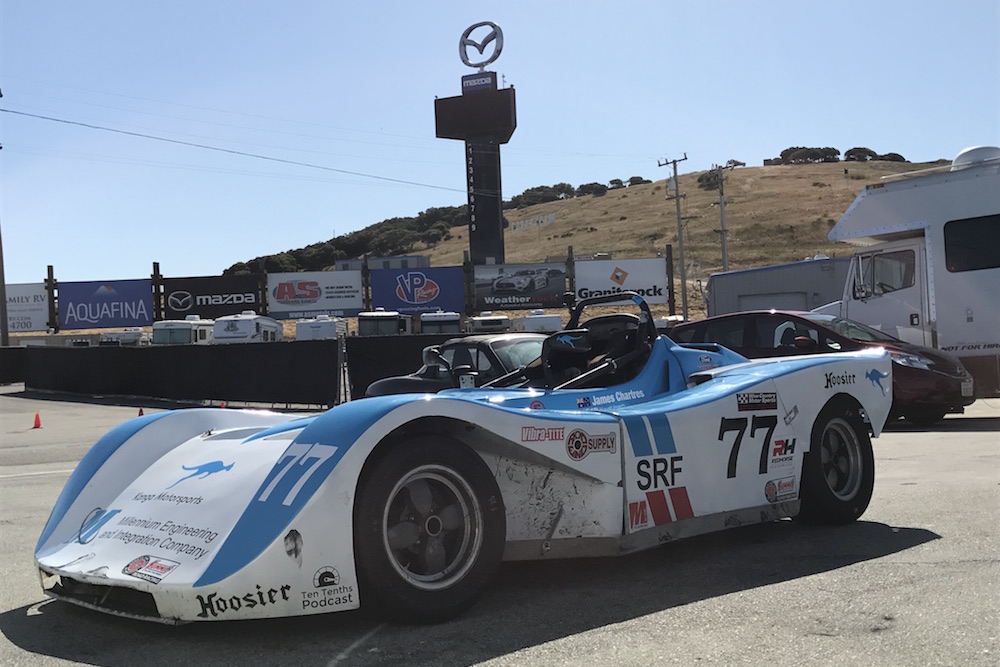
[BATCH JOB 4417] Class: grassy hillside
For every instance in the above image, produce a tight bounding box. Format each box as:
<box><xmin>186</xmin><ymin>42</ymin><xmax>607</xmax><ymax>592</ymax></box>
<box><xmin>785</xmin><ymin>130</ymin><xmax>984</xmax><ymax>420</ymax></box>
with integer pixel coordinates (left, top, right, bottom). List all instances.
<box><xmin>420</xmin><ymin>160</ymin><xmax>937</xmax><ymax>275</ymax></box>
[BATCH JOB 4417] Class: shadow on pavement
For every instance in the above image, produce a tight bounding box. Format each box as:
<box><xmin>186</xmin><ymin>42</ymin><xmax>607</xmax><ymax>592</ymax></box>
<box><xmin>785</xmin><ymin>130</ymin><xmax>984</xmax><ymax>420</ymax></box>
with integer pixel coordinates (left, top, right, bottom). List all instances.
<box><xmin>0</xmin><ymin>520</ymin><xmax>939</xmax><ymax>667</ymax></box>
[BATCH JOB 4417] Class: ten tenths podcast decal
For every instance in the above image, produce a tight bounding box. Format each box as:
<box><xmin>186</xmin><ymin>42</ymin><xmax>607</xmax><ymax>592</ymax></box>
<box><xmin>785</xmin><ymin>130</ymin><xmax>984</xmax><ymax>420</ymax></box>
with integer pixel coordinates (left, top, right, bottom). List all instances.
<box><xmin>58</xmin><ymin>279</ymin><xmax>154</xmax><ymax>329</ymax></box>
<box><xmin>267</xmin><ymin>271</ymin><xmax>364</xmax><ymax>319</ymax></box>
<box><xmin>369</xmin><ymin>267</ymin><xmax>464</xmax><ymax>315</ymax></box>
<box><xmin>574</xmin><ymin>258</ymin><xmax>668</xmax><ymax>305</ymax></box>
<box><xmin>474</xmin><ymin>262</ymin><xmax>567</xmax><ymax>310</ymax></box>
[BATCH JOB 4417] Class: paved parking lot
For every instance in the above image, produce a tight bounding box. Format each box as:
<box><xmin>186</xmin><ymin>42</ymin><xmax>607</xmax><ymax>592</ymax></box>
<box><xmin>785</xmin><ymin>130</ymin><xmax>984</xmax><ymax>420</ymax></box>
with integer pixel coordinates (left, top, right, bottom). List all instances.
<box><xmin>1</xmin><ymin>384</ymin><xmax>997</xmax><ymax>667</ymax></box>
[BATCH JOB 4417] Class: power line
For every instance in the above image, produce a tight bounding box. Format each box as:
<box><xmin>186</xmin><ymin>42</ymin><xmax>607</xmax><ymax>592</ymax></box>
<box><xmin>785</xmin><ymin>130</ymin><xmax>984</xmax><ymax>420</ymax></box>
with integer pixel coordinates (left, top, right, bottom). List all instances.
<box><xmin>0</xmin><ymin>108</ymin><xmax>466</xmax><ymax>194</ymax></box>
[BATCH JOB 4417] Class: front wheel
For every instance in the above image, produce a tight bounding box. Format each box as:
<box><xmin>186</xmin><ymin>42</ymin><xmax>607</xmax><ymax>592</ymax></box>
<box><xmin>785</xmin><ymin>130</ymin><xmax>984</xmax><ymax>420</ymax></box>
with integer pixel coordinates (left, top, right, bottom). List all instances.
<box><xmin>353</xmin><ymin>436</ymin><xmax>505</xmax><ymax>622</ymax></box>
<box><xmin>797</xmin><ymin>401</ymin><xmax>874</xmax><ymax>524</ymax></box>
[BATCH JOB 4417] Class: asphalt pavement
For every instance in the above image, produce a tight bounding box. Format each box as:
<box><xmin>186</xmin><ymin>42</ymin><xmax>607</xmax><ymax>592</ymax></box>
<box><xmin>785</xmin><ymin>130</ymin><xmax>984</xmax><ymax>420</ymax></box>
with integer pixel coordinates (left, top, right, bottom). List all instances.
<box><xmin>1</xmin><ymin>384</ymin><xmax>997</xmax><ymax>667</ymax></box>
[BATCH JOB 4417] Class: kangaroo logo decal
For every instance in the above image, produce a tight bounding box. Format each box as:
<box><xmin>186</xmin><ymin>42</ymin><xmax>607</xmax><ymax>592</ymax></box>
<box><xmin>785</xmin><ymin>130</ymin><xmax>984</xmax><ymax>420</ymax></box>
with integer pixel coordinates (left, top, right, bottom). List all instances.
<box><xmin>168</xmin><ymin>461</ymin><xmax>234</xmax><ymax>489</ymax></box>
<box><xmin>865</xmin><ymin>368</ymin><xmax>890</xmax><ymax>395</ymax></box>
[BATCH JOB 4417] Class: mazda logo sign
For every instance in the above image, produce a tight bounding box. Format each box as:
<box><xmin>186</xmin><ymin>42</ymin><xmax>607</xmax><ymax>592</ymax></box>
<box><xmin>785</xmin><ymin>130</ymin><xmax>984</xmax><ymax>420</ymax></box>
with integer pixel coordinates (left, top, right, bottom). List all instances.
<box><xmin>460</xmin><ymin>21</ymin><xmax>503</xmax><ymax>70</ymax></box>
<box><xmin>168</xmin><ymin>290</ymin><xmax>193</xmax><ymax>311</ymax></box>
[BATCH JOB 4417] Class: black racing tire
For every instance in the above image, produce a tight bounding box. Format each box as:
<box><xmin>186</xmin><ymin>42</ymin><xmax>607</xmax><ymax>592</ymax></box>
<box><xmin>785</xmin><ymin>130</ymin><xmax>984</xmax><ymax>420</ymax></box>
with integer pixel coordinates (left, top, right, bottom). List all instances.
<box><xmin>902</xmin><ymin>407</ymin><xmax>948</xmax><ymax>427</ymax></box>
<box><xmin>796</xmin><ymin>400</ymin><xmax>874</xmax><ymax>525</ymax></box>
<box><xmin>353</xmin><ymin>436</ymin><xmax>505</xmax><ymax>623</ymax></box>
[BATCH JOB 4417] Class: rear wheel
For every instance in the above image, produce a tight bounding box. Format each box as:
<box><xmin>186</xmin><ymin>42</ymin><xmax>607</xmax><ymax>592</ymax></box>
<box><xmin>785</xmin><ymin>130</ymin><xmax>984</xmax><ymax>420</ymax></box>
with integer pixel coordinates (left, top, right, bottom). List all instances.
<box><xmin>353</xmin><ymin>436</ymin><xmax>505</xmax><ymax>622</ymax></box>
<box><xmin>797</xmin><ymin>401</ymin><xmax>874</xmax><ymax>524</ymax></box>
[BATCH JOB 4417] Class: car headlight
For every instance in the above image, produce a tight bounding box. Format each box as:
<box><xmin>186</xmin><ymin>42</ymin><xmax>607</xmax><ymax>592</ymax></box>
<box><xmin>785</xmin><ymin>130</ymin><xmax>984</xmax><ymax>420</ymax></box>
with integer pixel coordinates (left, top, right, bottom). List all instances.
<box><xmin>889</xmin><ymin>350</ymin><xmax>933</xmax><ymax>370</ymax></box>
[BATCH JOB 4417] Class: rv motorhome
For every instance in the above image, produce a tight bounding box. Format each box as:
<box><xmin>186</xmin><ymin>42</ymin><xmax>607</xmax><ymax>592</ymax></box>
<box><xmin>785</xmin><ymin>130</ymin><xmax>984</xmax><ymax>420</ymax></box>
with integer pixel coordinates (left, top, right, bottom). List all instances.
<box><xmin>295</xmin><ymin>314</ymin><xmax>347</xmax><ymax>341</ymax></box>
<box><xmin>357</xmin><ymin>308</ymin><xmax>412</xmax><ymax>337</ymax></box>
<box><xmin>212</xmin><ymin>311</ymin><xmax>283</xmax><ymax>344</ymax></box>
<box><xmin>824</xmin><ymin>145</ymin><xmax>1000</xmax><ymax>398</ymax></box>
<box><xmin>152</xmin><ymin>315</ymin><xmax>214</xmax><ymax>345</ymax></box>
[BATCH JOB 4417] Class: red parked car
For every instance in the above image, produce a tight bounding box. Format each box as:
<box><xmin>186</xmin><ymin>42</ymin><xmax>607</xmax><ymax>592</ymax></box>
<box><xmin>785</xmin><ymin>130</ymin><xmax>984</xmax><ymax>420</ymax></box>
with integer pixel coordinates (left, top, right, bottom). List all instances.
<box><xmin>669</xmin><ymin>310</ymin><xmax>975</xmax><ymax>426</ymax></box>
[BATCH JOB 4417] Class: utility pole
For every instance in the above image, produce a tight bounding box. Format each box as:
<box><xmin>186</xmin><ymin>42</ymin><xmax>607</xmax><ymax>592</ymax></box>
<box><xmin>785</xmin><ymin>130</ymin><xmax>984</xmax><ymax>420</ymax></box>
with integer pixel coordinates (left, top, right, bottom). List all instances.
<box><xmin>717</xmin><ymin>164</ymin><xmax>730</xmax><ymax>272</ymax></box>
<box><xmin>659</xmin><ymin>153</ymin><xmax>689</xmax><ymax>320</ymax></box>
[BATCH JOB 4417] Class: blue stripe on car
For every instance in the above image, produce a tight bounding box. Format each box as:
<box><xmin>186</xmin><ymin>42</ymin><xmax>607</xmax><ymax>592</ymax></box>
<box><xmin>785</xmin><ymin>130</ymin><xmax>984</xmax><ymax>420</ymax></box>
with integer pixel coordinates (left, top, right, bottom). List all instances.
<box><xmin>35</xmin><ymin>412</ymin><xmax>171</xmax><ymax>551</ymax></box>
<box><xmin>195</xmin><ymin>395</ymin><xmax>414</xmax><ymax>587</ymax></box>
<box><xmin>624</xmin><ymin>414</ymin><xmax>676</xmax><ymax>456</ymax></box>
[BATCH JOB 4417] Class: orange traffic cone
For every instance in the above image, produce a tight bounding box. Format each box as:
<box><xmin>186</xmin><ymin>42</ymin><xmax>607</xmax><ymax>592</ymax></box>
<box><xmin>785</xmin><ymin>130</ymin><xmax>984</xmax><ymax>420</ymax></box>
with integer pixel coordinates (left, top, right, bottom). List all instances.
<box><xmin>33</xmin><ymin>412</ymin><xmax>42</xmax><ymax>429</ymax></box>
<box><xmin>138</xmin><ymin>408</ymin><xmax>144</xmax><ymax>416</ymax></box>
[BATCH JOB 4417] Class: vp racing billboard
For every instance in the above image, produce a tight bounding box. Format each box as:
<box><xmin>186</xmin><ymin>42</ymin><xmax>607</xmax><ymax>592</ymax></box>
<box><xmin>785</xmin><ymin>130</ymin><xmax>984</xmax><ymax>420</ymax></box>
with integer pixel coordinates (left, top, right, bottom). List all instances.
<box><xmin>267</xmin><ymin>270</ymin><xmax>364</xmax><ymax>319</ymax></box>
<box><xmin>163</xmin><ymin>275</ymin><xmax>261</xmax><ymax>320</ymax></box>
<box><xmin>370</xmin><ymin>267</ymin><xmax>464</xmax><ymax>315</ymax></box>
<box><xmin>58</xmin><ymin>279</ymin><xmax>154</xmax><ymax>329</ymax></box>
<box><xmin>575</xmin><ymin>258</ymin><xmax>668</xmax><ymax>305</ymax></box>
<box><xmin>474</xmin><ymin>262</ymin><xmax>567</xmax><ymax>310</ymax></box>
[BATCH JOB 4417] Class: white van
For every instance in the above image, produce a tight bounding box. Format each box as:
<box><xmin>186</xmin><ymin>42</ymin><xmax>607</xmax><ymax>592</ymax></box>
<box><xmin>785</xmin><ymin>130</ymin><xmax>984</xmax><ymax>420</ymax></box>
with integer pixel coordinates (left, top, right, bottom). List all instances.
<box><xmin>212</xmin><ymin>311</ymin><xmax>283</xmax><ymax>344</ymax></box>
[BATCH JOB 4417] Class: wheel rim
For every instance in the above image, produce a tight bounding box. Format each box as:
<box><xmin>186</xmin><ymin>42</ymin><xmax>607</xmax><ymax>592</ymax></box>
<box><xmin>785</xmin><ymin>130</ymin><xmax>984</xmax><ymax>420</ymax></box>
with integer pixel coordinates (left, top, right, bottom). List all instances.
<box><xmin>381</xmin><ymin>465</ymin><xmax>483</xmax><ymax>591</ymax></box>
<box><xmin>818</xmin><ymin>417</ymin><xmax>863</xmax><ymax>501</ymax></box>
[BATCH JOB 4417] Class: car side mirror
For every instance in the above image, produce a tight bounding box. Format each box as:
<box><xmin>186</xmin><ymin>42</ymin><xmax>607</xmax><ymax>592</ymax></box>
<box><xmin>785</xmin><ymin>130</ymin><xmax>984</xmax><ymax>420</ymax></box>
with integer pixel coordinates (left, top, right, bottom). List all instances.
<box><xmin>450</xmin><ymin>365</ymin><xmax>478</xmax><ymax>388</ymax></box>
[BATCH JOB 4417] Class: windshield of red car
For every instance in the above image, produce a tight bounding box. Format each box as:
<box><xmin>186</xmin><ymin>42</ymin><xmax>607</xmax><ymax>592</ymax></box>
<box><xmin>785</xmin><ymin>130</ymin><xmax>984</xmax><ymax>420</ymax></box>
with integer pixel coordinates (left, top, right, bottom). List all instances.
<box><xmin>801</xmin><ymin>313</ymin><xmax>900</xmax><ymax>343</ymax></box>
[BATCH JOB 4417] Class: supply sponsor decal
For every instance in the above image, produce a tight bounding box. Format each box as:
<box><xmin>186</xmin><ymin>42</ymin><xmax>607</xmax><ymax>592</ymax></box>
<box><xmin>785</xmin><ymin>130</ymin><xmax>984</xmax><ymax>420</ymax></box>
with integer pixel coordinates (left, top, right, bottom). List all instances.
<box><xmin>122</xmin><ymin>555</ymin><xmax>181</xmax><ymax>584</ymax></box>
<box><xmin>566</xmin><ymin>429</ymin><xmax>616</xmax><ymax>461</ymax></box>
<box><xmin>764</xmin><ymin>476</ymin><xmax>797</xmax><ymax>503</ymax></box>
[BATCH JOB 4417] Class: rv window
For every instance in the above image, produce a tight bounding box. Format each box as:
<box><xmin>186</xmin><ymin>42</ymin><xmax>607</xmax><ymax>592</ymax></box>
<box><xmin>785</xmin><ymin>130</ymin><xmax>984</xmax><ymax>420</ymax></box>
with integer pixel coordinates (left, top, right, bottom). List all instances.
<box><xmin>944</xmin><ymin>214</ymin><xmax>1000</xmax><ymax>272</ymax></box>
<box><xmin>854</xmin><ymin>250</ymin><xmax>914</xmax><ymax>298</ymax></box>
<box><xmin>198</xmin><ymin>329</ymin><xmax>206</xmax><ymax>340</ymax></box>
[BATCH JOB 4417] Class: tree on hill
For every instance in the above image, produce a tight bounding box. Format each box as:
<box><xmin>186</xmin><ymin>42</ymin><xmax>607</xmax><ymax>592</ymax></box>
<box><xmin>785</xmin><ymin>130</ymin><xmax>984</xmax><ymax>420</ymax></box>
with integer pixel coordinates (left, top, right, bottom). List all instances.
<box><xmin>628</xmin><ymin>176</ymin><xmax>652</xmax><ymax>186</ymax></box>
<box><xmin>780</xmin><ymin>146</ymin><xmax>841</xmax><ymax>164</ymax></box>
<box><xmin>609</xmin><ymin>178</ymin><xmax>625</xmax><ymax>189</ymax></box>
<box><xmin>844</xmin><ymin>147</ymin><xmax>878</xmax><ymax>162</ymax></box>
<box><xmin>576</xmin><ymin>182</ymin><xmax>609</xmax><ymax>197</ymax></box>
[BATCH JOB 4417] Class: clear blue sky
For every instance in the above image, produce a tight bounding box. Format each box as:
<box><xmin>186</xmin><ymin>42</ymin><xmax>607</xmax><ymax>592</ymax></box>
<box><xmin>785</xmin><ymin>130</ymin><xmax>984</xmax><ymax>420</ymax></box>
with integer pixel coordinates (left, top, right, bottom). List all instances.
<box><xmin>2</xmin><ymin>1</ymin><xmax>998</xmax><ymax>284</ymax></box>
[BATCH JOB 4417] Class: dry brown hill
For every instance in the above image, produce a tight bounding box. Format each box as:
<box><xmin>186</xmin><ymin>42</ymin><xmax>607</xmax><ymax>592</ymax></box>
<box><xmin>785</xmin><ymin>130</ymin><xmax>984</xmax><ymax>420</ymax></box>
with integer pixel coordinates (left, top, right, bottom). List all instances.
<box><xmin>415</xmin><ymin>159</ymin><xmax>939</xmax><ymax>318</ymax></box>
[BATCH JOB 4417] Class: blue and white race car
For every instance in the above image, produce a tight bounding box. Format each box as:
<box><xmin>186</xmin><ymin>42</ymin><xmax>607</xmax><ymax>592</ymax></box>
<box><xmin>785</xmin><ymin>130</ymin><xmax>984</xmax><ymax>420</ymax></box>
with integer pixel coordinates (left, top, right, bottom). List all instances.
<box><xmin>35</xmin><ymin>293</ymin><xmax>893</xmax><ymax>624</ymax></box>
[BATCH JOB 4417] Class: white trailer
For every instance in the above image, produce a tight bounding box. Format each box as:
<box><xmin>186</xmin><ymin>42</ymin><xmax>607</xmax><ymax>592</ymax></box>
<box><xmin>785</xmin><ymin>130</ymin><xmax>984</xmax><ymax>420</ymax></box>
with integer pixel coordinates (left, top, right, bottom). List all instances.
<box><xmin>418</xmin><ymin>310</ymin><xmax>462</xmax><ymax>334</ymax></box>
<box><xmin>825</xmin><ymin>146</ymin><xmax>1000</xmax><ymax>397</ymax></box>
<box><xmin>212</xmin><ymin>311</ymin><xmax>283</xmax><ymax>344</ymax></box>
<box><xmin>99</xmin><ymin>327</ymin><xmax>151</xmax><ymax>346</ymax></box>
<box><xmin>357</xmin><ymin>308</ymin><xmax>412</xmax><ymax>336</ymax></box>
<box><xmin>295</xmin><ymin>314</ymin><xmax>347</xmax><ymax>340</ymax></box>
<box><xmin>152</xmin><ymin>315</ymin><xmax>215</xmax><ymax>345</ymax></box>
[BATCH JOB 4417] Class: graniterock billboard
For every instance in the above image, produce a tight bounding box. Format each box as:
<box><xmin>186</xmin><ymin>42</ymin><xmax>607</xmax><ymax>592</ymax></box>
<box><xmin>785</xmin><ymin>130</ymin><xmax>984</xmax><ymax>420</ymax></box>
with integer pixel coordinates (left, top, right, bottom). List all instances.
<box><xmin>163</xmin><ymin>275</ymin><xmax>261</xmax><ymax>320</ymax></box>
